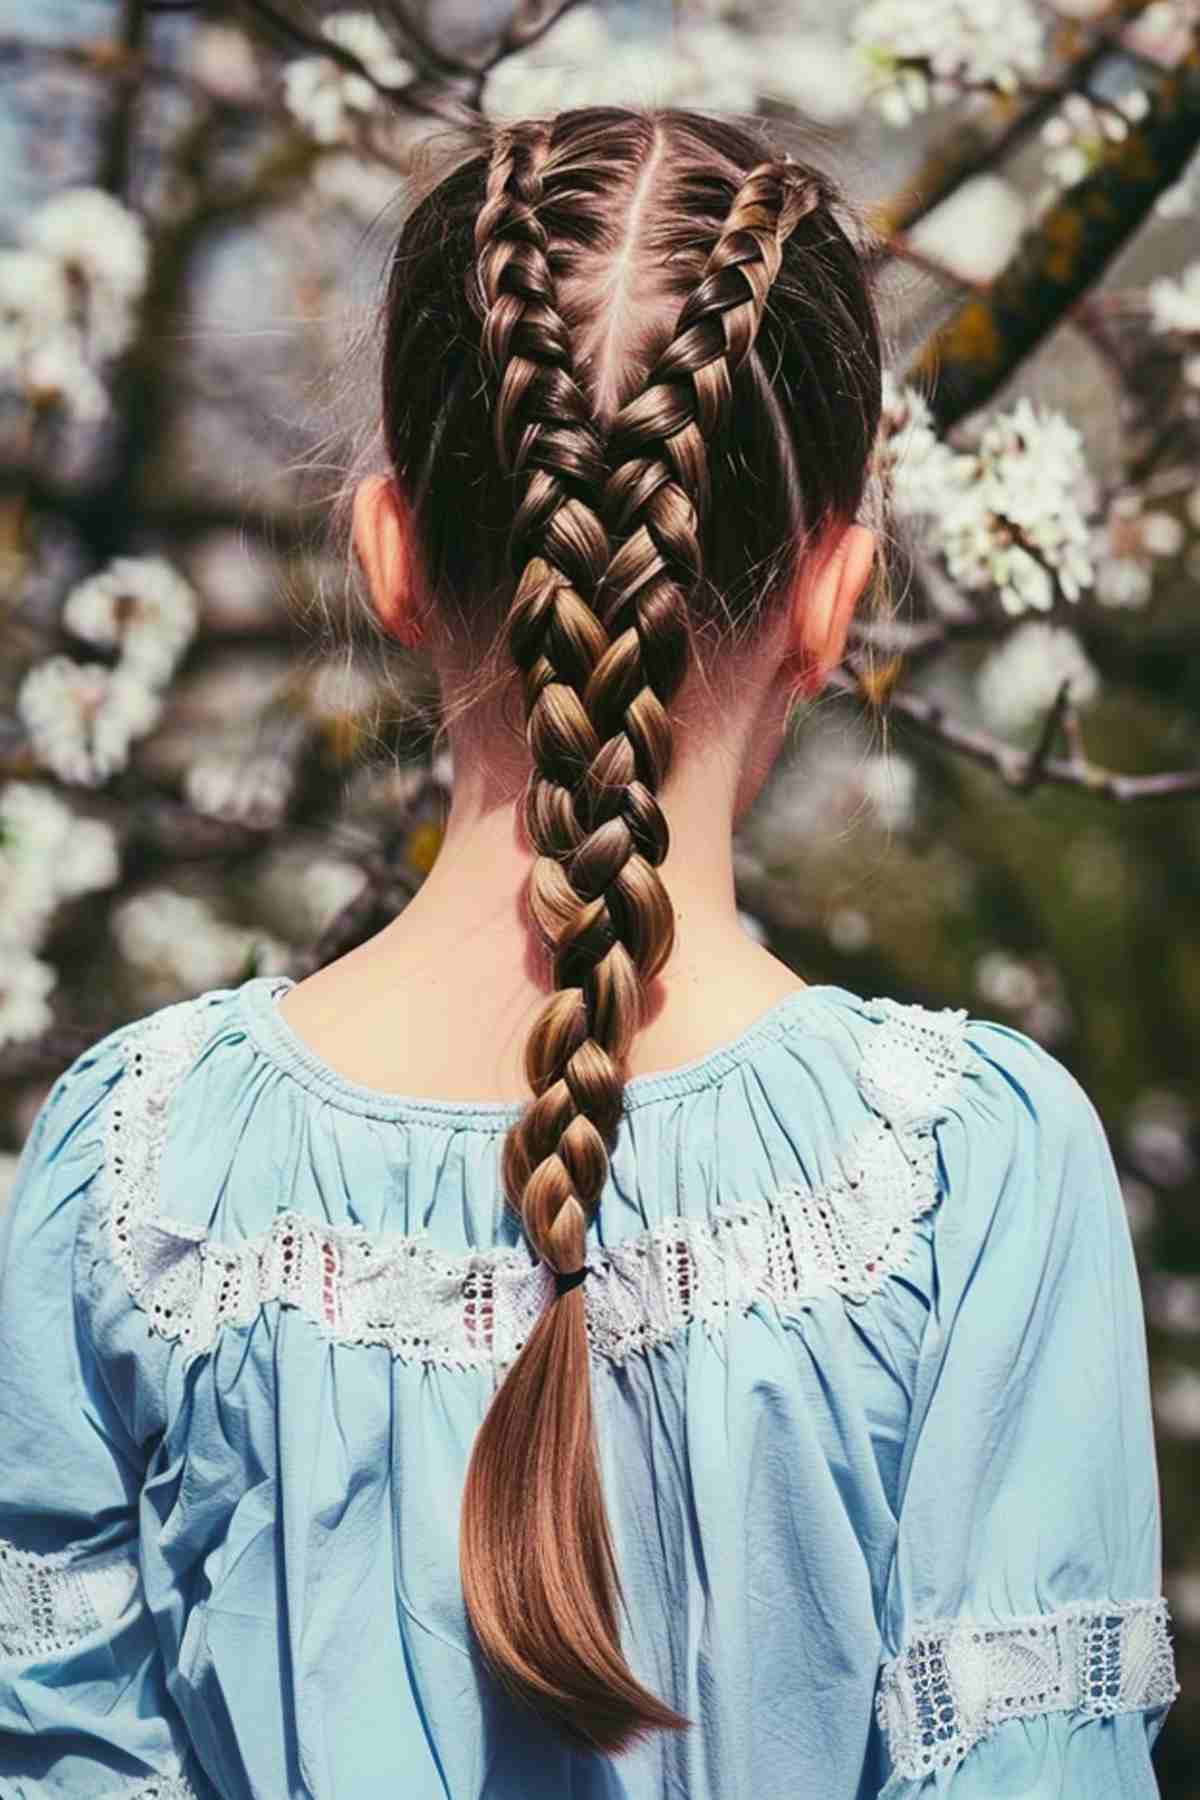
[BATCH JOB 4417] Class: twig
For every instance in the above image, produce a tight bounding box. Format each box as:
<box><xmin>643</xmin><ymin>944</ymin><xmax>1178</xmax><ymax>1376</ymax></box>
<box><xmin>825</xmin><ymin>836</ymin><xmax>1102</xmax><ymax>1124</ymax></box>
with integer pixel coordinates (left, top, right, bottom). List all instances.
<box><xmin>829</xmin><ymin>664</ymin><xmax>1200</xmax><ymax>800</ymax></box>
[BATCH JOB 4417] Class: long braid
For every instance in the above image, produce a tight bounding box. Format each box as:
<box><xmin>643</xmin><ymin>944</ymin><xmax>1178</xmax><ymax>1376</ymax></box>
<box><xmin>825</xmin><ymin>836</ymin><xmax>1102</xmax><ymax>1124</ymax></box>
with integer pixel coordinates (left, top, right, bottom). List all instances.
<box><xmin>460</xmin><ymin>122</ymin><xmax>686</xmax><ymax>1750</ymax></box>
<box><xmin>459</xmin><ymin>140</ymin><xmax>823</xmax><ymax>1755</ymax></box>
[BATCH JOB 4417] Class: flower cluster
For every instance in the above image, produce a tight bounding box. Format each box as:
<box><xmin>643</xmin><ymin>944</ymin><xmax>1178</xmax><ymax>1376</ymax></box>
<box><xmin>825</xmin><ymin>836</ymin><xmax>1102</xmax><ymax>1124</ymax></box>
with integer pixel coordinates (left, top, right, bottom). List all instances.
<box><xmin>974</xmin><ymin>947</ymin><xmax>1072</xmax><ymax>1043</ymax></box>
<box><xmin>877</xmin><ymin>374</ymin><xmax>962</xmax><ymax>518</ymax></box>
<box><xmin>944</xmin><ymin>400</ymin><xmax>1096</xmax><ymax>612</ymax></box>
<box><xmin>851</xmin><ymin>0</ymin><xmax>1045</xmax><ymax>126</ymax></box>
<box><xmin>282</xmin><ymin>11</ymin><xmax>414</xmax><ymax>145</ymax></box>
<box><xmin>974</xmin><ymin>619</ymin><xmax>1100</xmax><ymax>735</ymax></box>
<box><xmin>0</xmin><ymin>782</ymin><xmax>119</xmax><ymax>1048</ymax></box>
<box><xmin>1038</xmin><ymin>89</ymin><xmax>1150</xmax><ymax>201</ymax></box>
<box><xmin>0</xmin><ymin>188</ymin><xmax>149</xmax><ymax>423</ymax></box>
<box><xmin>1092</xmin><ymin>492</ymin><xmax>1185</xmax><ymax>608</ymax></box>
<box><xmin>482</xmin><ymin>5</ymin><xmax>861</xmax><ymax>127</ymax></box>
<box><xmin>17</xmin><ymin>556</ymin><xmax>199</xmax><ymax>786</ymax></box>
<box><xmin>884</xmin><ymin>383</ymin><xmax>1097</xmax><ymax>614</ymax></box>
<box><xmin>112</xmin><ymin>886</ymin><xmax>290</xmax><ymax>999</ymax></box>
<box><xmin>184</xmin><ymin>741</ymin><xmax>296</xmax><ymax>831</ymax></box>
<box><xmin>63</xmin><ymin>554</ymin><xmax>199</xmax><ymax>685</ymax></box>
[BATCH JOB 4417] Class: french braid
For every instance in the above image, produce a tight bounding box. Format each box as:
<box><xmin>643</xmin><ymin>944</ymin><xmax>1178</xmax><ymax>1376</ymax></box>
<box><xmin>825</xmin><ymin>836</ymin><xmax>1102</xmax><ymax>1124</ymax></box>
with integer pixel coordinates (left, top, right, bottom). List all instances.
<box><xmin>473</xmin><ymin>123</ymin><xmax>624</xmax><ymax>1259</ymax></box>
<box><xmin>459</xmin><ymin>137</ymin><xmax>821</xmax><ymax>1755</ymax></box>
<box><xmin>460</xmin><ymin>122</ymin><xmax>688</xmax><ymax>1751</ymax></box>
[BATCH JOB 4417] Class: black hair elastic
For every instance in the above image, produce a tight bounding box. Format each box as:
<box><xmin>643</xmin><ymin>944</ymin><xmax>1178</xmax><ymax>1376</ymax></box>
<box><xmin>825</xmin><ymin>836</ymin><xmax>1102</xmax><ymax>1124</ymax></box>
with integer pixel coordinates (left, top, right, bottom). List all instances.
<box><xmin>554</xmin><ymin>1264</ymin><xmax>590</xmax><ymax>1297</ymax></box>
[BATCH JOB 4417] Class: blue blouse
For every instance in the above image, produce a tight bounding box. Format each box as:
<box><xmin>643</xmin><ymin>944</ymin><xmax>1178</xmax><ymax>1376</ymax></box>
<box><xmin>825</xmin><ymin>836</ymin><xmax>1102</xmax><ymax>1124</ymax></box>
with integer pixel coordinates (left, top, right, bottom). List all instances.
<box><xmin>0</xmin><ymin>973</ymin><xmax>1178</xmax><ymax>1800</ymax></box>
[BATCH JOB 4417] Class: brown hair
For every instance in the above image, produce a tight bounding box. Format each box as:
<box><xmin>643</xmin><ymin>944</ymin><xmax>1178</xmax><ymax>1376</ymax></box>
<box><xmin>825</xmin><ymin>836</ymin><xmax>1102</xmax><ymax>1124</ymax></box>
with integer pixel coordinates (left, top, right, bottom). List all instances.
<box><xmin>377</xmin><ymin>106</ymin><xmax>883</xmax><ymax>1755</ymax></box>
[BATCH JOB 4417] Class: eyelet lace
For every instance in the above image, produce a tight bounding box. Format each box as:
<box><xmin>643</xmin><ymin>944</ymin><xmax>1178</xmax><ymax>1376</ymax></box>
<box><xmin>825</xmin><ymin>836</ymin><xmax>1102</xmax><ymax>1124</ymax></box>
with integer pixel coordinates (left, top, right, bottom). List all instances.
<box><xmin>0</xmin><ymin>1536</ymin><xmax>211</xmax><ymax>1793</ymax></box>
<box><xmin>0</xmin><ymin>1537</ymin><xmax>139</xmax><ymax>1661</ymax></box>
<box><xmin>876</xmin><ymin>1596</ymin><xmax>1180</xmax><ymax>1777</ymax></box>
<box><xmin>98</xmin><ymin>990</ymin><xmax>975</xmax><ymax>1369</ymax></box>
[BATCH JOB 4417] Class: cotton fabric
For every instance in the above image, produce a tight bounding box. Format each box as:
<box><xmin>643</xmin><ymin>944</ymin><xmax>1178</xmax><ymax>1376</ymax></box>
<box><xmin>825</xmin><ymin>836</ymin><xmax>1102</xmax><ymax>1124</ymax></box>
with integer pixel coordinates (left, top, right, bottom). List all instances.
<box><xmin>0</xmin><ymin>972</ymin><xmax>1176</xmax><ymax>1798</ymax></box>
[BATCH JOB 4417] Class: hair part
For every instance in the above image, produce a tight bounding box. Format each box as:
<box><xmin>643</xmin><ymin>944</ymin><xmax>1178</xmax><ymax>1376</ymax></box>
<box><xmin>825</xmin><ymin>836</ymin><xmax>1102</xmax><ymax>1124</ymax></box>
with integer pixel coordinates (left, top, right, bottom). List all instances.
<box><xmin>376</xmin><ymin>105</ymin><xmax>885</xmax><ymax>1755</ymax></box>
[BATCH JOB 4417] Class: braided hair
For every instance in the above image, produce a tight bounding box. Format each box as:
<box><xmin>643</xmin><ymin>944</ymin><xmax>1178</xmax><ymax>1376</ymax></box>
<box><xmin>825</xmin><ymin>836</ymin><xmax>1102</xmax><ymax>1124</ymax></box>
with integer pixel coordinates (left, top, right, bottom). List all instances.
<box><xmin>378</xmin><ymin>107</ymin><xmax>883</xmax><ymax>1756</ymax></box>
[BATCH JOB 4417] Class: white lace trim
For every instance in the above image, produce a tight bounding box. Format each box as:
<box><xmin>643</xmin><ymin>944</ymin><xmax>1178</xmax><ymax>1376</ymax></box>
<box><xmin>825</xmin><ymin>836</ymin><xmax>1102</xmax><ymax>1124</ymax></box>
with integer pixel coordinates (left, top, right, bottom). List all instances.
<box><xmin>99</xmin><ymin>991</ymin><xmax>973</xmax><ymax>1370</ymax></box>
<box><xmin>876</xmin><ymin>1595</ymin><xmax>1180</xmax><ymax>1777</ymax></box>
<box><xmin>0</xmin><ymin>1537</ymin><xmax>140</xmax><ymax>1660</ymax></box>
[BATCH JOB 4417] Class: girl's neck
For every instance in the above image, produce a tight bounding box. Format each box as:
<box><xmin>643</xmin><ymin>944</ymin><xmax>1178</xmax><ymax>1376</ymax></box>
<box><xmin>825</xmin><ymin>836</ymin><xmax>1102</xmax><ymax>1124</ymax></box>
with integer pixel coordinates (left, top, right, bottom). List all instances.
<box><xmin>279</xmin><ymin>730</ymin><xmax>807</xmax><ymax>1105</ymax></box>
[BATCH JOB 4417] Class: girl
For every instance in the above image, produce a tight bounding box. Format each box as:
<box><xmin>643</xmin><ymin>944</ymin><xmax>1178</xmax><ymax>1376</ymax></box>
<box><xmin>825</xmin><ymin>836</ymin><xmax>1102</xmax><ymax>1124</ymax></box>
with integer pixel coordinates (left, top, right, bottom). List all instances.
<box><xmin>0</xmin><ymin>106</ymin><xmax>1178</xmax><ymax>1799</ymax></box>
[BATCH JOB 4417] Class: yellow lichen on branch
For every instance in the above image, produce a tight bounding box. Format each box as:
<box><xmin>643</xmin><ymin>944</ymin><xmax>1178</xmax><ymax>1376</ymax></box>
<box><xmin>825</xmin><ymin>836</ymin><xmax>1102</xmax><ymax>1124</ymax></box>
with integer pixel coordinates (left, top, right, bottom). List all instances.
<box><xmin>913</xmin><ymin>49</ymin><xmax>1200</xmax><ymax>429</ymax></box>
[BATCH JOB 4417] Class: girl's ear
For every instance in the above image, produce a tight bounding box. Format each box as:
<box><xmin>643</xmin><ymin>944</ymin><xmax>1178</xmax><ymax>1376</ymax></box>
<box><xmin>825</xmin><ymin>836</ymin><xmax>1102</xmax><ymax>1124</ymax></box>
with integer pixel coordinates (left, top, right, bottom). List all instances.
<box><xmin>352</xmin><ymin>473</ymin><xmax>426</xmax><ymax>647</ymax></box>
<box><xmin>784</xmin><ymin>522</ymin><xmax>876</xmax><ymax>695</ymax></box>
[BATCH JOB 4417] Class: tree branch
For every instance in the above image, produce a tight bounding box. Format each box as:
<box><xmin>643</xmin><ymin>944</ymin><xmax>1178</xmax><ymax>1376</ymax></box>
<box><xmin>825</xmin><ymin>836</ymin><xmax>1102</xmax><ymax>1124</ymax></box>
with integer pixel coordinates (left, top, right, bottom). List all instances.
<box><xmin>829</xmin><ymin>663</ymin><xmax>1200</xmax><ymax>800</ymax></box>
<box><xmin>915</xmin><ymin>47</ymin><xmax>1200</xmax><ymax>429</ymax></box>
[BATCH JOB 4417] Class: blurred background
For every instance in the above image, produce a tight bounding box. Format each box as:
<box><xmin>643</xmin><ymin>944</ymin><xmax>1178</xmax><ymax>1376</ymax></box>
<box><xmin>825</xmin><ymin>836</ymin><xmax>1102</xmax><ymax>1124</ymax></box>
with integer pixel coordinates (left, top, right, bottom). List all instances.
<box><xmin>1</xmin><ymin>0</ymin><xmax>1198</xmax><ymax>1786</ymax></box>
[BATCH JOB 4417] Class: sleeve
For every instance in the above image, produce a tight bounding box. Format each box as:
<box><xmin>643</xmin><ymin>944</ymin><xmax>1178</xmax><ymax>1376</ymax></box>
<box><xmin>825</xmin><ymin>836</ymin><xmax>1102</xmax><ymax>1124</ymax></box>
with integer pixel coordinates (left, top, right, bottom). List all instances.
<box><xmin>0</xmin><ymin>1025</ymin><xmax>211</xmax><ymax>1800</ymax></box>
<box><xmin>873</xmin><ymin>1019</ymin><xmax>1179</xmax><ymax>1797</ymax></box>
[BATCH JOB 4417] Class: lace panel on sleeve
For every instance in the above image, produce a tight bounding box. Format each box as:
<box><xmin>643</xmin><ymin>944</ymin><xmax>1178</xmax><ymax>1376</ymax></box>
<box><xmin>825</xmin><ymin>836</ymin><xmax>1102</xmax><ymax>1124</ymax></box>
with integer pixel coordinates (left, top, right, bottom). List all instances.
<box><xmin>876</xmin><ymin>1596</ymin><xmax>1180</xmax><ymax>1778</ymax></box>
<box><xmin>0</xmin><ymin>1537</ymin><xmax>140</xmax><ymax>1660</ymax></box>
<box><xmin>100</xmin><ymin>989</ymin><xmax>975</xmax><ymax>1370</ymax></box>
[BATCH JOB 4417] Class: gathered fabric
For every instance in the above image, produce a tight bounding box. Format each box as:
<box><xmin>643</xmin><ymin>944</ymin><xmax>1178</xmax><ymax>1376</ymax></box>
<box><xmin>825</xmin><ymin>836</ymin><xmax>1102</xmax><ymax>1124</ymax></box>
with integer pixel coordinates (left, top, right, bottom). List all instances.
<box><xmin>0</xmin><ymin>973</ymin><xmax>1177</xmax><ymax>1799</ymax></box>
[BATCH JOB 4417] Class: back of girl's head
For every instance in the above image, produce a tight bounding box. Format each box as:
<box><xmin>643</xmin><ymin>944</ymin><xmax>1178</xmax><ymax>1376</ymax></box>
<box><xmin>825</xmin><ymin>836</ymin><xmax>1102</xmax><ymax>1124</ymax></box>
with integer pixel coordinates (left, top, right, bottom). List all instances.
<box><xmin>373</xmin><ymin>104</ymin><xmax>883</xmax><ymax>1755</ymax></box>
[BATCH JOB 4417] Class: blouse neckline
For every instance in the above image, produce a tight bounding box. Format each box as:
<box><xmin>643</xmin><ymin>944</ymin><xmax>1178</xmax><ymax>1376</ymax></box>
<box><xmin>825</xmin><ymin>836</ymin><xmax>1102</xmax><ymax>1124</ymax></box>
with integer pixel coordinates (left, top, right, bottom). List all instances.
<box><xmin>238</xmin><ymin>972</ymin><xmax>846</xmax><ymax>1126</ymax></box>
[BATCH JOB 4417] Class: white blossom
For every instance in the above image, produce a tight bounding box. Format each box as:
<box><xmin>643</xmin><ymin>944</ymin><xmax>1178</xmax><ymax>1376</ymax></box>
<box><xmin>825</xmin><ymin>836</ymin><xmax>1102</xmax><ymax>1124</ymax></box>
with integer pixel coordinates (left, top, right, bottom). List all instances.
<box><xmin>184</xmin><ymin>744</ymin><xmax>295</xmax><ymax>830</ymax></box>
<box><xmin>972</xmin><ymin>948</ymin><xmax>1071</xmax><ymax>1040</ymax></box>
<box><xmin>1147</xmin><ymin>1274</ymin><xmax>1200</xmax><ymax>1336</ymax></box>
<box><xmin>0</xmin><ymin>248</ymin><xmax>106</xmax><ymax>422</ymax></box>
<box><xmin>975</xmin><ymin>949</ymin><xmax>1040</xmax><ymax>1010</ymax></box>
<box><xmin>485</xmin><ymin>7</ymin><xmax>633</xmax><ymax>115</ymax></box>
<box><xmin>282</xmin><ymin>11</ymin><xmax>414</xmax><ymax>144</ymax></box>
<box><xmin>0</xmin><ymin>781</ymin><xmax>119</xmax><ymax>950</ymax></box>
<box><xmin>113</xmin><ymin>886</ymin><xmax>290</xmax><ymax>995</ymax></box>
<box><xmin>852</xmin><ymin>0</ymin><xmax>1046</xmax><ymax>124</ymax></box>
<box><xmin>1148</xmin><ymin>261</ymin><xmax>1200</xmax><ymax>337</ymax></box>
<box><xmin>975</xmin><ymin>620</ymin><xmax>1100</xmax><ymax>734</ymax></box>
<box><xmin>1124</xmin><ymin>0</ymin><xmax>1200</xmax><ymax>68</ymax></box>
<box><xmin>941</xmin><ymin>399</ymin><xmax>1096</xmax><ymax>613</ymax></box>
<box><xmin>0</xmin><ymin>951</ymin><xmax>57</xmax><ymax>1049</ymax></box>
<box><xmin>666</xmin><ymin>21</ymin><xmax>760</xmax><ymax>112</ymax></box>
<box><xmin>1127</xmin><ymin>1089</ymin><xmax>1196</xmax><ymax>1188</ymax></box>
<box><xmin>299</xmin><ymin>857</ymin><xmax>369</xmax><ymax>933</ymax></box>
<box><xmin>878</xmin><ymin>374</ymin><xmax>965</xmax><ymax>518</ymax></box>
<box><xmin>907</xmin><ymin>175</ymin><xmax>1026</xmax><ymax>284</ymax></box>
<box><xmin>758</xmin><ymin>735</ymin><xmax>917</xmax><ymax>844</ymax></box>
<box><xmin>1093</xmin><ymin>492</ymin><xmax>1185</xmax><ymax>608</ymax></box>
<box><xmin>881</xmin><ymin>386</ymin><xmax>1096</xmax><ymax>613</ymax></box>
<box><xmin>63</xmin><ymin>555</ymin><xmax>199</xmax><ymax>686</ymax></box>
<box><xmin>0</xmin><ymin>249</ymin><xmax>71</xmax><ymax>365</ymax></box>
<box><xmin>1036</xmin><ymin>90</ymin><xmax>1149</xmax><ymax>201</ymax></box>
<box><xmin>485</xmin><ymin>7</ymin><xmax>785</xmax><ymax>120</ymax></box>
<box><xmin>24</xmin><ymin>331</ymin><xmax>109</xmax><ymax>421</ymax></box>
<box><xmin>858</xmin><ymin>753</ymin><xmax>918</xmax><ymax>832</ymax></box>
<box><xmin>749</xmin><ymin>32</ymin><xmax>866</xmax><ymax>126</ymax></box>
<box><xmin>431</xmin><ymin>745</ymin><xmax>454</xmax><ymax>792</ymax></box>
<box><xmin>827</xmin><ymin>906</ymin><xmax>873</xmax><ymax>952</ymax></box>
<box><xmin>17</xmin><ymin>657</ymin><xmax>162</xmax><ymax>787</ymax></box>
<box><xmin>24</xmin><ymin>188</ymin><xmax>150</xmax><ymax>361</ymax></box>
<box><xmin>190</xmin><ymin>23</ymin><xmax>262</xmax><ymax>104</ymax></box>
<box><xmin>254</xmin><ymin>848</ymin><xmax>369</xmax><ymax>944</ymax></box>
